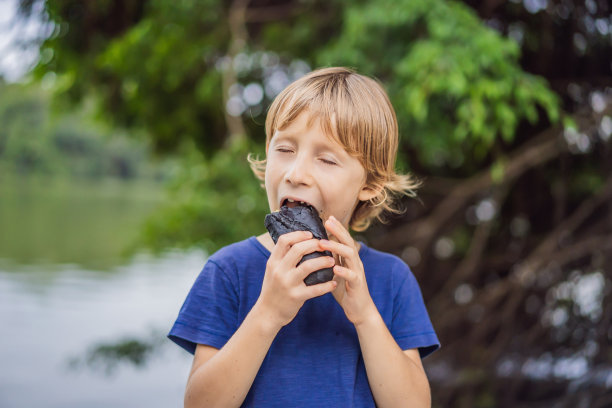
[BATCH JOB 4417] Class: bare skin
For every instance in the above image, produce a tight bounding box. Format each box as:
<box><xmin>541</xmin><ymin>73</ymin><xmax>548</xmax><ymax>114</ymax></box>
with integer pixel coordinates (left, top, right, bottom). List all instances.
<box><xmin>319</xmin><ymin>216</ymin><xmax>431</xmax><ymax>408</ymax></box>
<box><xmin>184</xmin><ymin>231</ymin><xmax>337</xmax><ymax>408</ymax></box>
<box><xmin>184</xmin><ymin>111</ymin><xmax>431</xmax><ymax>407</ymax></box>
<box><xmin>185</xmin><ymin>227</ymin><xmax>430</xmax><ymax>408</ymax></box>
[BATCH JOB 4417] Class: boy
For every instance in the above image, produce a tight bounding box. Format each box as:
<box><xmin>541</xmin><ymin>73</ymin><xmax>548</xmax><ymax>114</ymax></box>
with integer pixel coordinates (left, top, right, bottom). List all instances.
<box><xmin>168</xmin><ymin>67</ymin><xmax>440</xmax><ymax>407</ymax></box>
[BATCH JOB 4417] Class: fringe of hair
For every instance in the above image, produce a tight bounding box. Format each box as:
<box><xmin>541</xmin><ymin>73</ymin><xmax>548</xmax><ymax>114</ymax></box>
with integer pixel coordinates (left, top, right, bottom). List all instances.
<box><xmin>247</xmin><ymin>67</ymin><xmax>421</xmax><ymax>232</ymax></box>
<box><xmin>247</xmin><ymin>153</ymin><xmax>266</xmax><ymax>186</ymax></box>
<box><xmin>351</xmin><ymin>172</ymin><xmax>421</xmax><ymax>231</ymax></box>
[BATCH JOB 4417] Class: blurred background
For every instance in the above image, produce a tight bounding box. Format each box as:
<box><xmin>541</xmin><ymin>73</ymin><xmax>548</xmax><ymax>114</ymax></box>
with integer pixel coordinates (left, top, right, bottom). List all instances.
<box><xmin>0</xmin><ymin>0</ymin><xmax>610</xmax><ymax>407</ymax></box>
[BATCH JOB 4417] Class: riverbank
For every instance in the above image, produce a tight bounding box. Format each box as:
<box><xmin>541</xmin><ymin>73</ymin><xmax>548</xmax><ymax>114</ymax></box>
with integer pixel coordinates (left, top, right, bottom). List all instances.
<box><xmin>0</xmin><ymin>175</ymin><xmax>167</xmax><ymax>270</ymax></box>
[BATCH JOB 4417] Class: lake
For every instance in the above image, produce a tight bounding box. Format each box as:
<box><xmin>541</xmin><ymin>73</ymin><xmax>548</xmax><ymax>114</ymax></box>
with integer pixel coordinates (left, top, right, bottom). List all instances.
<box><xmin>0</xmin><ymin>178</ymin><xmax>203</xmax><ymax>407</ymax></box>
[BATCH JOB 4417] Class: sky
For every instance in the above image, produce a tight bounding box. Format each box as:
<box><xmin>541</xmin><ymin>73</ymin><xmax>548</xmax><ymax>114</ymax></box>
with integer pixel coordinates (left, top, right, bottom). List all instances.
<box><xmin>0</xmin><ymin>0</ymin><xmax>46</xmax><ymax>82</ymax></box>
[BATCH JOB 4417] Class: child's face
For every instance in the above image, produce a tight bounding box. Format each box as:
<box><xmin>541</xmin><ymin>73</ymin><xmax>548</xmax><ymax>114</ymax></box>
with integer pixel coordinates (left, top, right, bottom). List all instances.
<box><xmin>265</xmin><ymin>111</ymin><xmax>375</xmax><ymax>230</ymax></box>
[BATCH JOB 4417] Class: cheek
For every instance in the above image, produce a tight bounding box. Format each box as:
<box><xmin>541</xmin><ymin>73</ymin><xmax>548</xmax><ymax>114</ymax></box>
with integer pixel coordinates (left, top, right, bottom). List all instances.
<box><xmin>264</xmin><ymin>160</ymin><xmax>279</xmax><ymax>184</ymax></box>
<box><xmin>264</xmin><ymin>161</ymin><xmax>283</xmax><ymax>200</ymax></box>
<box><xmin>343</xmin><ymin>165</ymin><xmax>366</xmax><ymax>187</ymax></box>
<box><xmin>264</xmin><ymin>171</ymin><xmax>275</xmax><ymax>197</ymax></box>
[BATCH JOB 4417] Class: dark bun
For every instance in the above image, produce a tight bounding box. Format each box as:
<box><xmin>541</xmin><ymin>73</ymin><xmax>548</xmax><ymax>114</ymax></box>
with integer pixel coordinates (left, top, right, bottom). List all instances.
<box><xmin>264</xmin><ymin>205</ymin><xmax>334</xmax><ymax>285</ymax></box>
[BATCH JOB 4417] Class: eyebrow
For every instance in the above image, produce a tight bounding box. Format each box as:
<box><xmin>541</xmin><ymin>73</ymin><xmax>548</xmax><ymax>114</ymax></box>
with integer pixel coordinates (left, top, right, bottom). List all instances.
<box><xmin>272</xmin><ymin>126</ymin><xmax>301</xmax><ymax>138</ymax></box>
<box><xmin>269</xmin><ymin>133</ymin><xmax>296</xmax><ymax>144</ymax></box>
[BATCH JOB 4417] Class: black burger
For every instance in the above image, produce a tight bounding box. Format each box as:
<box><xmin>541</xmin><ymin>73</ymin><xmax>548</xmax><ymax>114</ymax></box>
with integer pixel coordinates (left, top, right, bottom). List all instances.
<box><xmin>264</xmin><ymin>203</ymin><xmax>334</xmax><ymax>286</ymax></box>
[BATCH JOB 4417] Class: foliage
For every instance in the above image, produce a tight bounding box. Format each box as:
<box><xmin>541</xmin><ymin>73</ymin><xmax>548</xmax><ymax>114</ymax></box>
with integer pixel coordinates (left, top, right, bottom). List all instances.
<box><xmin>68</xmin><ymin>330</ymin><xmax>166</xmax><ymax>376</ymax></box>
<box><xmin>29</xmin><ymin>0</ymin><xmax>343</xmax><ymax>154</ymax></box>
<box><xmin>0</xmin><ymin>81</ymin><xmax>56</xmax><ymax>175</ymax></box>
<box><xmin>0</xmin><ymin>80</ymin><xmax>165</xmax><ymax>181</ymax></box>
<box><xmin>319</xmin><ymin>0</ymin><xmax>560</xmax><ymax>167</ymax></box>
<box><xmin>141</xmin><ymin>139</ymin><xmax>269</xmax><ymax>251</ymax></box>
<box><xmin>16</xmin><ymin>0</ymin><xmax>612</xmax><ymax>406</ymax></box>
<box><xmin>28</xmin><ymin>0</ymin><xmax>560</xmax><ymax>168</ymax></box>
<box><xmin>22</xmin><ymin>0</ymin><xmax>563</xmax><ymax>247</ymax></box>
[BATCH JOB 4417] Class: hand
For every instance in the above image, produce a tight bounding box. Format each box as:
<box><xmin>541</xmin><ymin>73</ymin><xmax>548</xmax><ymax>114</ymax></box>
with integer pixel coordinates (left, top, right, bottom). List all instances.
<box><xmin>319</xmin><ymin>216</ymin><xmax>378</xmax><ymax>326</ymax></box>
<box><xmin>256</xmin><ymin>231</ymin><xmax>338</xmax><ymax>329</ymax></box>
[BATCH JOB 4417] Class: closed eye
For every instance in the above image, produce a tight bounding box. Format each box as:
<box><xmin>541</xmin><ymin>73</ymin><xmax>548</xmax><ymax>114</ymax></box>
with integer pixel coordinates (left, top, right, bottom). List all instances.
<box><xmin>320</xmin><ymin>158</ymin><xmax>337</xmax><ymax>165</ymax></box>
<box><xmin>276</xmin><ymin>147</ymin><xmax>294</xmax><ymax>153</ymax></box>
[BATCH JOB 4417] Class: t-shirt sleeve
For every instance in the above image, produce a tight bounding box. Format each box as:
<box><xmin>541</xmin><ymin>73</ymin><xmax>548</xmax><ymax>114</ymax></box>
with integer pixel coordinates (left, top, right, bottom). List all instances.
<box><xmin>168</xmin><ymin>259</ymin><xmax>239</xmax><ymax>354</ymax></box>
<box><xmin>391</xmin><ymin>263</ymin><xmax>440</xmax><ymax>358</ymax></box>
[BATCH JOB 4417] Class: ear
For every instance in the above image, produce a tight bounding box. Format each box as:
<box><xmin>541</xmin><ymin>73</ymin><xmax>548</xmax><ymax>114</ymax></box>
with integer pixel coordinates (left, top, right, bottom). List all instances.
<box><xmin>358</xmin><ymin>184</ymin><xmax>381</xmax><ymax>202</ymax></box>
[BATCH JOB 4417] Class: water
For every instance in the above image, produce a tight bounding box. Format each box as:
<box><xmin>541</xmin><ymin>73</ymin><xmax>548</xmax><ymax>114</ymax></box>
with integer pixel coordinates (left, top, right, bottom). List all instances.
<box><xmin>0</xmin><ymin>178</ymin><xmax>204</xmax><ymax>407</ymax></box>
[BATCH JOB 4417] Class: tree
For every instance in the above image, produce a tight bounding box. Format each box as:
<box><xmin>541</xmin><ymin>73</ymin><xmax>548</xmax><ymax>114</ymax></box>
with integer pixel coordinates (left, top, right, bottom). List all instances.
<box><xmin>17</xmin><ymin>0</ymin><xmax>612</xmax><ymax>406</ymax></box>
<box><xmin>0</xmin><ymin>80</ymin><xmax>161</xmax><ymax>181</ymax></box>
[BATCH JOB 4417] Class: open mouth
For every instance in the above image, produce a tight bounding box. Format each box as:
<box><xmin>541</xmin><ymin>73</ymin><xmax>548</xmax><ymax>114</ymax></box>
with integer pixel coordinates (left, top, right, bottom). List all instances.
<box><xmin>282</xmin><ymin>198</ymin><xmax>309</xmax><ymax>209</ymax></box>
<box><xmin>281</xmin><ymin>198</ymin><xmax>321</xmax><ymax>214</ymax></box>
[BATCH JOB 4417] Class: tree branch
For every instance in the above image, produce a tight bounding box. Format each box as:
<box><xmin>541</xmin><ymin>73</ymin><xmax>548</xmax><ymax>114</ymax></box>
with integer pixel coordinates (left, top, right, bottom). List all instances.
<box><xmin>222</xmin><ymin>0</ymin><xmax>250</xmax><ymax>146</ymax></box>
<box><xmin>379</xmin><ymin>102</ymin><xmax>611</xmax><ymax>254</ymax></box>
<box><xmin>434</xmin><ymin>184</ymin><xmax>510</xmax><ymax>303</ymax></box>
<box><xmin>511</xmin><ymin>175</ymin><xmax>612</xmax><ymax>286</ymax></box>
<box><xmin>380</xmin><ymin>125</ymin><xmax>564</xmax><ymax>252</ymax></box>
<box><xmin>245</xmin><ymin>4</ymin><xmax>298</xmax><ymax>23</ymax></box>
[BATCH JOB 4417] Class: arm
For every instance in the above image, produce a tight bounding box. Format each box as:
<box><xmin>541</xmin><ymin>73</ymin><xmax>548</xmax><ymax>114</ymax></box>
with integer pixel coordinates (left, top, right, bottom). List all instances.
<box><xmin>184</xmin><ymin>231</ymin><xmax>337</xmax><ymax>408</ymax></box>
<box><xmin>320</xmin><ymin>216</ymin><xmax>431</xmax><ymax>408</ymax></box>
<box><xmin>355</xmin><ymin>314</ymin><xmax>431</xmax><ymax>408</ymax></box>
<box><xmin>184</xmin><ymin>305</ymin><xmax>280</xmax><ymax>408</ymax></box>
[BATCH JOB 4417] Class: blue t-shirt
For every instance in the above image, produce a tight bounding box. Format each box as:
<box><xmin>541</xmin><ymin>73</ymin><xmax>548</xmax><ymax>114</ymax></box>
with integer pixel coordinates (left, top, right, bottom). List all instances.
<box><xmin>168</xmin><ymin>237</ymin><xmax>439</xmax><ymax>407</ymax></box>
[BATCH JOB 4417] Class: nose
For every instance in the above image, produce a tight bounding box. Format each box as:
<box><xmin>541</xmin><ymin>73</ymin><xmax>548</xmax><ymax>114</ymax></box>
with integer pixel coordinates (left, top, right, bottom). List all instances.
<box><xmin>284</xmin><ymin>152</ymin><xmax>313</xmax><ymax>186</ymax></box>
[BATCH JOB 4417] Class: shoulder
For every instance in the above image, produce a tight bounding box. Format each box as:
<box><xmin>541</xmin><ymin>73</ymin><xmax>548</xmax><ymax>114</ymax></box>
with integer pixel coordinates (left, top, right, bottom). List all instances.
<box><xmin>208</xmin><ymin>236</ymin><xmax>268</xmax><ymax>267</ymax></box>
<box><xmin>199</xmin><ymin>237</ymin><xmax>269</xmax><ymax>288</ymax></box>
<box><xmin>360</xmin><ymin>243</ymin><xmax>404</xmax><ymax>266</ymax></box>
<box><xmin>360</xmin><ymin>243</ymin><xmax>412</xmax><ymax>280</ymax></box>
<box><xmin>359</xmin><ymin>243</ymin><xmax>424</xmax><ymax>301</ymax></box>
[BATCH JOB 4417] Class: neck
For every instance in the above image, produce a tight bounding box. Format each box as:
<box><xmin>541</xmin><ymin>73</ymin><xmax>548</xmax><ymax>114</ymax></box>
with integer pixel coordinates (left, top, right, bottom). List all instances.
<box><xmin>256</xmin><ymin>232</ymin><xmax>275</xmax><ymax>252</ymax></box>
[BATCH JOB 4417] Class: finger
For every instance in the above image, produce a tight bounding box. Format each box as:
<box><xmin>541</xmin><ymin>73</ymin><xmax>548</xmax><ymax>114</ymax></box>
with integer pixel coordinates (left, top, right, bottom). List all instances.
<box><xmin>318</xmin><ymin>239</ymin><xmax>359</xmax><ymax>270</ymax></box>
<box><xmin>324</xmin><ymin>216</ymin><xmax>354</xmax><ymax>246</ymax></box>
<box><xmin>270</xmin><ymin>231</ymin><xmax>313</xmax><ymax>263</ymax></box>
<box><xmin>332</xmin><ymin>264</ymin><xmax>358</xmax><ymax>284</ymax></box>
<box><xmin>300</xmin><ymin>279</ymin><xmax>337</xmax><ymax>300</ymax></box>
<box><xmin>324</xmin><ymin>217</ymin><xmax>357</xmax><ymax>266</ymax></box>
<box><xmin>281</xmin><ymin>239</ymin><xmax>325</xmax><ymax>270</ymax></box>
<box><xmin>294</xmin><ymin>255</ymin><xmax>335</xmax><ymax>281</ymax></box>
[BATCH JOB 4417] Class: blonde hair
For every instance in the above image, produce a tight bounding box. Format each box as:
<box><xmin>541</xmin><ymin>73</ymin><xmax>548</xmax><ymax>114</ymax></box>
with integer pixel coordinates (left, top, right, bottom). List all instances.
<box><xmin>249</xmin><ymin>67</ymin><xmax>420</xmax><ymax>231</ymax></box>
